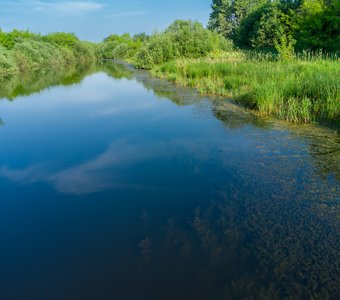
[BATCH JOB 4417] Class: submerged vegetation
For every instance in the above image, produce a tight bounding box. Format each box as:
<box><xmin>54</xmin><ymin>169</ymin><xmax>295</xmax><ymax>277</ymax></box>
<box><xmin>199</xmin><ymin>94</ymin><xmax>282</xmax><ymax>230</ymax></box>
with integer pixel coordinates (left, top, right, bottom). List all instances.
<box><xmin>0</xmin><ymin>29</ymin><xmax>95</xmax><ymax>81</ymax></box>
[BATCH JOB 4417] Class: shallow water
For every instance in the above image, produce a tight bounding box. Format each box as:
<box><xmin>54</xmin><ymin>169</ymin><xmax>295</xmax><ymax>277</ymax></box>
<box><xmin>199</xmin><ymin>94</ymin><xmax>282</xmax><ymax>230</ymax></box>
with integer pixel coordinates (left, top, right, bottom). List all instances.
<box><xmin>0</xmin><ymin>62</ymin><xmax>339</xmax><ymax>300</ymax></box>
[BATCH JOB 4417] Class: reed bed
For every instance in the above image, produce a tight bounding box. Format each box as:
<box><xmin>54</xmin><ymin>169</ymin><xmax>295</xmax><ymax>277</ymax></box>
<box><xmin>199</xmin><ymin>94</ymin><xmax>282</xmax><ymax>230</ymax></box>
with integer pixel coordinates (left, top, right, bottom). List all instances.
<box><xmin>153</xmin><ymin>53</ymin><xmax>340</xmax><ymax>126</ymax></box>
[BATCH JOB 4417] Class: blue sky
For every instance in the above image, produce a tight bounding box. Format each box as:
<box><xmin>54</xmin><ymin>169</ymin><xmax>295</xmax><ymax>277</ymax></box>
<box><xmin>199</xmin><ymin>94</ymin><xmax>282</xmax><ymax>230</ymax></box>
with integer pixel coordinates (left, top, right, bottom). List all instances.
<box><xmin>0</xmin><ymin>0</ymin><xmax>211</xmax><ymax>41</ymax></box>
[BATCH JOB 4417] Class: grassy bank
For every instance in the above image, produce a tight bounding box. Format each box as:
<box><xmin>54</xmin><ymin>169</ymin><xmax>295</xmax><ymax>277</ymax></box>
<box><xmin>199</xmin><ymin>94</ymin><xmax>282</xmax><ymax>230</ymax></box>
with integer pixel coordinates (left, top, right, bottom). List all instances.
<box><xmin>96</xmin><ymin>19</ymin><xmax>339</xmax><ymax>127</ymax></box>
<box><xmin>152</xmin><ymin>53</ymin><xmax>340</xmax><ymax>127</ymax></box>
<box><xmin>0</xmin><ymin>30</ymin><xmax>95</xmax><ymax>81</ymax></box>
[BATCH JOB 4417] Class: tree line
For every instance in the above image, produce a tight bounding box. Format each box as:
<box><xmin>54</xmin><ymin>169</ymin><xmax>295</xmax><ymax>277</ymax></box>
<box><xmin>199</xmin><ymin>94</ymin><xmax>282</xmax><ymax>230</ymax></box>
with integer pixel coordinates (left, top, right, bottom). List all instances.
<box><xmin>96</xmin><ymin>0</ymin><xmax>339</xmax><ymax>66</ymax></box>
<box><xmin>208</xmin><ymin>0</ymin><xmax>340</xmax><ymax>54</ymax></box>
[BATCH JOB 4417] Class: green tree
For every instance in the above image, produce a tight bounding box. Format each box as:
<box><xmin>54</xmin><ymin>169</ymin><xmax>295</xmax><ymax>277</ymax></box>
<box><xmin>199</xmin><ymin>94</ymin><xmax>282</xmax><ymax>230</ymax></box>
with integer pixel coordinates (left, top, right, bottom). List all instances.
<box><xmin>236</xmin><ymin>0</ymin><xmax>297</xmax><ymax>54</ymax></box>
<box><xmin>295</xmin><ymin>0</ymin><xmax>340</xmax><ymax>51</ymax></box>
<box><xmin>253</xmin><ymin>2</ymin><xmax>295</xmax><ymax>50</ymax></box>
<box><xmin>208</xmin><ymin>0</ymin><xmax>267</xmax><ymax>39</ymax></box>
<box><xmin>133</xmin><ymin>33</ymin><xmax>150</xmax><ymax>42</ymax></box>
<box><xmin>208</xmin><ymin>0</ymin><xmax>234</xmax><ymax>37</ymax></box>
<box><xmin>234</xmin><ymin>0</ymin><xmax>267</xmax><ymax>25</ymax></box>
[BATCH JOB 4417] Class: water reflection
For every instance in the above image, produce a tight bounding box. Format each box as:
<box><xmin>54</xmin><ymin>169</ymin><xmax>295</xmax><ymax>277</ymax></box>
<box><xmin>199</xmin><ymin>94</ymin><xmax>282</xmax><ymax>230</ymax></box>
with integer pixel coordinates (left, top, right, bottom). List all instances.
<box><xmin>0</xmin><ymin>139</ymin><xmax>172</xmax><ymax>195</ymax></box>
<box><xmin>0</xmin><ymin>134</ymin><xmax>234</xmax><ymax>195</ymax></box>
<box><xmin>0</xmin><ymin>60</ymin><xmax>338</xmax><ymax>199</ymax></box>
<box><xmin>0</xmin><ymin>64</ymin><xmax>95</xmax><ymax>101</ymax></box>
<box><xmin>0</xmin><ymin>61</ymin><xmax>339</xmax><ymax>300</ymax></box>
<box><xmin>98</xmin><ymin>60</ymin><xmax>134</xmax><ymax>80</ymax></box>
<box><xmin>0</xmin><ymin>59</ymin><xmax>339</xmax><ymax>204</ymax></box>
<box><xmin>0</xmin><ymin>61</ymin><xmax>133</xmax><ymax>102</ymax></box>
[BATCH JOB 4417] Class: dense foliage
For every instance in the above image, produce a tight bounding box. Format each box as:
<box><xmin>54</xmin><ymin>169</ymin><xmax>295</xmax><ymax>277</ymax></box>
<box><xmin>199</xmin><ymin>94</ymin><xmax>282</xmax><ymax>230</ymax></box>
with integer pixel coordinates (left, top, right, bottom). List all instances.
<box><xmin>209</xmin><ymin>0</ymin><xmax>340</xmax><ymax>54</ymax></box>
<box><xmin>135</xmin><ymin>20</ymin><xmax>233</xmax><ymax>69</ymax></box>
<box><xmin>96</xmin><ymin>33</ymin><xmax>145</xmax><ymax>60</ymax></box>
<box><xmin>97</xmin><ymin>20</ymin><xmax>233</xmax><ymax>69</ymax></box>
<box><xmin>0</xmin><ymin>29</ymin><xmax>95</xmax><ymax>81</ymax></box>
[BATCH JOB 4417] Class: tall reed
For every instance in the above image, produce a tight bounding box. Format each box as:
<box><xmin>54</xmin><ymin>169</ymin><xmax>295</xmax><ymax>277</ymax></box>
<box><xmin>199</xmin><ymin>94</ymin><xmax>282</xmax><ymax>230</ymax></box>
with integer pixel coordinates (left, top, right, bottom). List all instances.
<box><xmin>153</xmin><ymin>53</ymin><xmax>339</xmax><ymax>127</ymax></box>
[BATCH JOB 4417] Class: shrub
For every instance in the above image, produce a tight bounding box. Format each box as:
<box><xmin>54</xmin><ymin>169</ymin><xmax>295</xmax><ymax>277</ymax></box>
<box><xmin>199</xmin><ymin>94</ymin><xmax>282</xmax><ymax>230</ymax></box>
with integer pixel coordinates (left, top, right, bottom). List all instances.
<box><xmin>43</xmin><ymin>32</ymin><xmax>79</xmax><ymax>49</ymax></box>
<box><xmin>112</xmin><ymin>43</ymin><xmax>130</xmax><ymax>59</ymax></box>
<box><xmin>96</xmin><ymin>42</ymin><xmax>119</xmax><ymax>59</ymax></box>
<box><xmin>43</xmin><ymin>32</ymin><xmax>95</xmax><ymax>62</ymax></box>
<box><xmin>13</xmin><ymin>40</ymin><xmax>63</xmax><ymax>70</ymax></box>
<box><xmin>0</xmin><ymin>45</ymin><xmax>18</xmax><ymax>80</ymax></box>
<box><xmin>134</xmin><ymin>46</ymin><xmax>154</xmax><ymax>69</ymax></box>
<box><xmin>96</xmin><ymin>33</ymin><xmax>143</xmax><ymax>60</ymax></box>
<box><xmin>134</xmin><ymin>20</ymin><xmax>234</xmax><ymax>69</ymax></box>
<box><xmin>0</xmin><ymin>29</ymin><xmax>95</xmax><ymax>79</ymax></box>
<box><xmin>0</xmin><ymin>29</ymin><xmax>40</xmax><ymax>49</ymax></box>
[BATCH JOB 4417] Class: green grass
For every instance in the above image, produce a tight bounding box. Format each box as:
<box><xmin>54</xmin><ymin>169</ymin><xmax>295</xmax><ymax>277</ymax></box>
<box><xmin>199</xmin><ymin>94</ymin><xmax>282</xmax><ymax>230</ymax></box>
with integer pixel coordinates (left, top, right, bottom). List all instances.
<box><xmin>153</xmin><ymin>54</ymin><xmax>340</xmax><ymax>127</ymax></box>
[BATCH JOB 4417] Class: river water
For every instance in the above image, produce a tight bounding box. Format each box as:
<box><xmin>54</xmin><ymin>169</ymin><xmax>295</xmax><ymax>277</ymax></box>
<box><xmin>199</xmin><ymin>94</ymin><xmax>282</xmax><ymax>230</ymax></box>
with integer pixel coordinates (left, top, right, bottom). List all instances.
<box><xmin>0</xmin><ymin>62</ymin><xmax>339</xmax><ymax>300</ymax></box>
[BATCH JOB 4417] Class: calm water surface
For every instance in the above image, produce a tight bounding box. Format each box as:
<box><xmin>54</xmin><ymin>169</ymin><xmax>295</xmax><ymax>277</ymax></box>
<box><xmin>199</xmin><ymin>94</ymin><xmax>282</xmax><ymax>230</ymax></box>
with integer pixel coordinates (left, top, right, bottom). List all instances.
<box><xmin>0</xmin><ymin>62</ymin><xmax>339</xmax><ymax>300</ymax></box>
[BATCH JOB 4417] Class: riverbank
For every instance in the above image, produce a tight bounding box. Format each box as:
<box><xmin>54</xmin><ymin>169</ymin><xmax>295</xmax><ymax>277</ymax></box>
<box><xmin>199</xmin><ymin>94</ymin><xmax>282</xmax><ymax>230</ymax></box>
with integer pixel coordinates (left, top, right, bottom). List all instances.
<box><xmin>151</xmin><ymin>53</ymin><xmax>340</xmax><ymax>128</ymax></box>
<box><xmin>0</xmin><ymin>30</ymin><xmax>95</xmax><ymax>81</ymax></box>
<box><xmin>94</xmin><ymin>19</ymin><xmax>339</xmax><ymax>128</ymax></box>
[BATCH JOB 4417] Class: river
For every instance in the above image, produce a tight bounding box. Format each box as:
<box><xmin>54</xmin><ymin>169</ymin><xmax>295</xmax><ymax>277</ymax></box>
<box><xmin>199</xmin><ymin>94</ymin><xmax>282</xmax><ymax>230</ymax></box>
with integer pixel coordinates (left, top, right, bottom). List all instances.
<box><xmin>0</xmin><ymin>61</ymin><xmax>339</xmax><ymax>300</ymax></box>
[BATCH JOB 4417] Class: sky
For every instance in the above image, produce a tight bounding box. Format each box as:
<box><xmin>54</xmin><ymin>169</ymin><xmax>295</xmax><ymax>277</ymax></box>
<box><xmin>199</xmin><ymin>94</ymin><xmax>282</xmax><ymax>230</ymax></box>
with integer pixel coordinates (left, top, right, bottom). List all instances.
<box><xmin>0</xmin><ymin>0</ymin><xmax>211</xmax><ymax>41</ymax></box>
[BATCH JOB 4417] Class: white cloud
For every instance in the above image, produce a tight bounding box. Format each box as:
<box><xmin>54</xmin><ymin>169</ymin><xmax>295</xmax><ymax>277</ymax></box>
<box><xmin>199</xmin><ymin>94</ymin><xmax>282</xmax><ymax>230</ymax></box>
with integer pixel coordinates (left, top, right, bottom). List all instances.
<box><xmin>0</xmin><ymin>0</ymin><xmax>147</xmax><ymax>20</ymax></box>
<box><xmin>25</xmin><ymin>0</ymin><xmax>104</xmax><ymax>16</ymax></box>
<box><xmin>0</xmin><ymin>139</ymin><xmax>163</xmax><ymax>195</ymax></box>
<box><xmin>0</xmin><ymin>137</ymin><xmax>213</xmax><ymax>195</ymax></box>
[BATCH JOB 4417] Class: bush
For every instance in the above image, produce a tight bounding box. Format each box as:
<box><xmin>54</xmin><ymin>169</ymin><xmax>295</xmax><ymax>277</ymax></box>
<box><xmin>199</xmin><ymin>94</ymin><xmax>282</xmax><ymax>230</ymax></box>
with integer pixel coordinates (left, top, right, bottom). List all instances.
<box><xmin>97</xmin><ymin>21</ymin><xmax>232</xmax><ymax>67</ymax></box>
<box><xmin>96</xmin><ymin>42</ymin><xmax>118</xmax><ymax>59</ymax></box>
<box><xmin>43</xmin><ymin>32</ymin><xmax>79</xmax><ymax>49</ymax></box>
<box><xmin>134</xmin><ymin>46</ymin><xmax>154</xmax><ymax>69</ymax></box>
<box><xmin>13</xmin><ymin>40</ymin><xmax>64</xmax><ymax>70</ymax></box>
<box><xmin>0</xmin><ymin>29</ymin><xmax>96</xmax><ymax>79</ymax></box>
<box><xmin>43</xmin><ymin>32</ymin><xmax>95</xmax><ymax>62</ymax></box>
<box><xmin>0</xmin><ymin>29</ymin><xmax>40</xmax><ymax>49</ymax></box>
<box><xmin>112</xmin><ymin>43</ymin><xmax>130</xmax><ymax>59</ymax></box>
<box><xmin>134</xmin><ymin>20</ymin><xmax>234</xmax><ymax>69</ymax></box>
<box><xmin>0</xmin><ymin>45</ymin><xmax>18</xmax><ymax>81</ymax></box>
<box><xmin>141</xmin><ymin>33</ymin><xmax>176</xmax><ymax>66</ymax></box>
<box><xmin>96</xmin><ymin>33</ymin><xmax>143</xmax><ymax>60</ymax></box>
